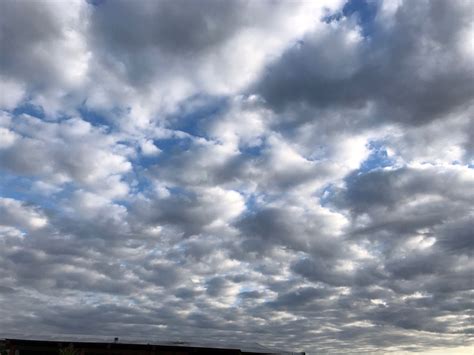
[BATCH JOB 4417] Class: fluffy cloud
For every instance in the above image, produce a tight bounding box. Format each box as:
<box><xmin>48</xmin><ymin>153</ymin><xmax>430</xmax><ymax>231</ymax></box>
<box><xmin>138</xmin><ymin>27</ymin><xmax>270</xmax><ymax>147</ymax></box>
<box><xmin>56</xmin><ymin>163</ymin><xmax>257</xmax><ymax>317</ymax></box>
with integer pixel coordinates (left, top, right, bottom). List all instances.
<box><xmin>256</xmin><ymin>0</ymin><xmax>474</xmax><ymax>126</ymax></box>
<box><xmin>0</xmin><ymin>113</ymin><xmax>132</xmax><ymax>198</ymax></box>
<box><xmin>0</xmin><ymin>0</ymin><xmax>472</xmax><ymax>354</ymax></box>
<box><xmin>0</xmin><ymin>198</ymin><xmax>48</xmax><ymax>231</ymax></box>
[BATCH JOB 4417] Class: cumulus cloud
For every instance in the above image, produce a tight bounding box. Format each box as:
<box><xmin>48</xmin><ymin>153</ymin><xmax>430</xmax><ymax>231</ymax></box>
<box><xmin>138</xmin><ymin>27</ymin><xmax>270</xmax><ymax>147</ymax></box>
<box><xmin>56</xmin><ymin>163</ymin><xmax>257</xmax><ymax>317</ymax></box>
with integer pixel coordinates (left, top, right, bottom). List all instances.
<box><xmin>0</xmin><ymin>113</ymin><xmax>132</xmax><ymax>198</ymax></box>
<box><xmin>256</xmin><ymin>0</ymin><xmax>474</xmax><ymax>126</ymax></box>
<box><xmin>0</xmin><ymin>0</ymin><xmax>472</xmax><ymax>354</ymax></box>
<box><xmin>0</xmin><ymin>198</ymin><xmax>48</xmax><ymax>231</ymax></box>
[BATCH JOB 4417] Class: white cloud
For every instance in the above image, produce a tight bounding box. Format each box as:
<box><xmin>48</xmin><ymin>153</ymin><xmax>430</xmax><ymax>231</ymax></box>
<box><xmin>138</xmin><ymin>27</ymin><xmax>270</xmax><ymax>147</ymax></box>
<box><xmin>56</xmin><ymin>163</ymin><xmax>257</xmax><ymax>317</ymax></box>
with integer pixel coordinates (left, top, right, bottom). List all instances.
<box><xmin>140</xmin><ymin>139</ymin><xmax>161</xmax><ymax>156</ymax></box>
<box><xmin>0</xmin><ymin>198</ymin><xmax>48</xmax><ymax>230</ymax></box>
<box><xmin>0</xmin><ymin>115</ymin><xmax>132</xmax><ymax>198</ymax></box>
<box><xmin>0</xmin><ymin>76</ymin><xmax>26</xmax><ymax>110</ymax></box>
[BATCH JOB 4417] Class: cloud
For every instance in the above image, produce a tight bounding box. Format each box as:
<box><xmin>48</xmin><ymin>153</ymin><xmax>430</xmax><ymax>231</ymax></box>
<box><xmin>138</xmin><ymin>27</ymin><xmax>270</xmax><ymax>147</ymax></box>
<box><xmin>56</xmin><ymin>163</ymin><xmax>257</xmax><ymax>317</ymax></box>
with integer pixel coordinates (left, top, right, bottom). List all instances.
<box><xmin>0</xmin><ymin>114</ymin><xmax>132</xmax><ymax>198</ymax></box>
<box><xmin>0</xmin><ymin>0</ymin><xmax>472</xmax><ymax>354</ymax></box>
<box><xmin>0</xmin><ymin>198</ymin><xmax>48</xmax><ymax>231</ymax></box>
<box><xmin>0</xmin><ymin>0</ymin><xmax>344</xmax><ymax>119</ymax></box>
<box><xmin>132</xmin><ymin>186</ymin><xmax>245</xmax><ymax>237</ymax></box>
<box><xmin>252</xmin><ymin>0</ymin><xmax>474</xmax><ymax>158</ymax></box>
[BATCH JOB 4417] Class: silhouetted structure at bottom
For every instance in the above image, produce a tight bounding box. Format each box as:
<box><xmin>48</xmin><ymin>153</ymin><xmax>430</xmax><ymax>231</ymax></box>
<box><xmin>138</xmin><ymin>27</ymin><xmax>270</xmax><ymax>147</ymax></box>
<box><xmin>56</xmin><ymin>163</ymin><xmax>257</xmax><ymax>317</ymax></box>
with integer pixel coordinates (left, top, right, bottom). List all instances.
<box><xmin>1</xmin><ymin>338</ymin><xmax>305</xmax><ymax>355</ymax></box>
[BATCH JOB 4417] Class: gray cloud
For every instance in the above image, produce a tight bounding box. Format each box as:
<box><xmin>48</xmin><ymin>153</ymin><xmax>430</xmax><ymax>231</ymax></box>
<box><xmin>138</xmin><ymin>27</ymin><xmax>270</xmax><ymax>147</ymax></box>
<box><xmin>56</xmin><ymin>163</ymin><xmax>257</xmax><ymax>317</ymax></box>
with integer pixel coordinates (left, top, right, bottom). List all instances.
<box><xmin>0</xmin><ymin>0</ymin><xmax>472</xmax><ymax>354</ymax></box>
<box><xmin>255</xmin><ymin>0</ymin><xmax>474</xmax><ymax>127</ymax></box>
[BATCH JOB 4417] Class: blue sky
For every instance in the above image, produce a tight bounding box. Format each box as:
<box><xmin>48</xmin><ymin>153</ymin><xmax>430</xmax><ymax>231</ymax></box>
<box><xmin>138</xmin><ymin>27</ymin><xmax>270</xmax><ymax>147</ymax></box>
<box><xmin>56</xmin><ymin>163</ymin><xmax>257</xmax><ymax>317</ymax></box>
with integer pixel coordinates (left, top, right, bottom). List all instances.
<box><xmin>0</xmin><ymin>0</ymin><xmax>473</xmax><ymax>354</ymax></box>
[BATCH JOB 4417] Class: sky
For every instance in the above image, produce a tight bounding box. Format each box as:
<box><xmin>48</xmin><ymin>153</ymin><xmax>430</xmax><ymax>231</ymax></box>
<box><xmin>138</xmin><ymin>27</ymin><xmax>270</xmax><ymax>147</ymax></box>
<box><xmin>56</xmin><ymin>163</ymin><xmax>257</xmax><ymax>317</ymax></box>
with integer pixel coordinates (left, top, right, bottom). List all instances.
<box><xmin>0</xmin><ymin>0</ymin><xmax>473</xmax><ymax>353</ymax></box>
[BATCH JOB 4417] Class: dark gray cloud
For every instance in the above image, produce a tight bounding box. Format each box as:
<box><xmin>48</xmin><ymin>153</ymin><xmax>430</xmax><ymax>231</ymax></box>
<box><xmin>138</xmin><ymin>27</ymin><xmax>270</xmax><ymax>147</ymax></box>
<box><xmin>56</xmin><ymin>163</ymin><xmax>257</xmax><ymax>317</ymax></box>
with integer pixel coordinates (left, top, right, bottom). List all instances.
<box><xmin>0</xmin><ymin>0</ymin><xmax>87</xmax><ymax>88</ymax></box>
<box><xmin>255</xmin><ymin>0</ymin><xmax>474</xmax><ymax>127</ymax></box>
<box><xmin>436</xmin><ymin>216</ymin><xmax>474</xmax><ymax>254</ymax></box>
<box><xmin>334</xmin><ymin>166</ymin><xmax>473</xmax><ymax>215</ymax></box>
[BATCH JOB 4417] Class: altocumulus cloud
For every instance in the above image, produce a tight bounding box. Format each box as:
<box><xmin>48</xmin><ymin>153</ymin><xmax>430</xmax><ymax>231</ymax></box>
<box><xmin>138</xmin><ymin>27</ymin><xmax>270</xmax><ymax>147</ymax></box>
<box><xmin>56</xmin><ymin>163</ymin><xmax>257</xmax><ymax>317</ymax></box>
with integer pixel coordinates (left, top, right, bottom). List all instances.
<box><xmin>0</xmin><ymin>0</ymin><xmax>473</xmax><ymax>353</ymax></box>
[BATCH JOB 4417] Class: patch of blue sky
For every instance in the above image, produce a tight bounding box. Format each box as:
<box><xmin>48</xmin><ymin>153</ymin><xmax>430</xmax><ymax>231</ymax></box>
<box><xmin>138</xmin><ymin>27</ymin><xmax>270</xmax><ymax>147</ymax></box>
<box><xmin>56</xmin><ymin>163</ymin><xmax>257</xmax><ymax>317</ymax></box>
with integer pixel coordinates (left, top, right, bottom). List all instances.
<box><xmin>451</xmin><ymin>160</ymin><xmax>471</xmax><ymax>167</ymax></box>
<box><xmin>125</xmin><ymin>167</ymin><xmax>154</xmax><ymax>197</ymax></box>
<box><xmin>12</xmin><ymin>100</ymin><xmax>77</xmax><ymax>122</ymax></box>
<box><xmin>319</xmin><ymin>183</ymin><xmax>336</xmax><ymax>208</ymax></box>
<box><xmin>166</xmin><ymin>94</ymin><xmax>228</xmax><ymax>138</ymax></box>
<box><xmin>238</xmin><ymin>142</ymin><xmax>265</xmax><ymax>158</ymax></box>
<box><xmin>242</xmin><ymin>193</ymin><xmax>260</xmax><ymax>214</ymax></box>
<box><xmin>359</xmin><ymin>140</ymin><xmax>395</xmax><ymax>173</ymax></box>
<box><xmin>77</xmin><ymin>104</ymin><xmax>132</xmax><ymax>132</ymax></box>
<box><xmin>78</xmin><ymin>105</ymin><xmax>113</xmax><ymax>129</ymax></box>
<box><xmin>130</xmin><ymin>137</ymin><xmax>198</xmax><ymax>191</ymax></box>
<box><xmin>9</xmin><ymin>99</ymin><xmax>119</xmax><ymax>131</ymax></box>
<box><xmin>131</xmin><ymin>150</ymin><xmax>162</xmax><ymax>169</ymax></box>
<box><xmin>12</xmin><ymin>102</ymin><xmax>45</xmax><ymax>119</ymax></box>
<box><xmin>0</xmin><ymin>173</ymin><xmax>34</xmax><ymax>200</ymax></box>
<box><xmin>153</xmin><ymin>135</ymin><xmax>194</xmax><ymax>155</ymax></box>
<box><xmin>323</xmin><ymin>0</ymin><xmax>378</xmax><ymax>37</ymax></box>
<box><xmin>0</xmin><ymin>172</ymin><xmax>74</xmax><ymax>212</ymax></box>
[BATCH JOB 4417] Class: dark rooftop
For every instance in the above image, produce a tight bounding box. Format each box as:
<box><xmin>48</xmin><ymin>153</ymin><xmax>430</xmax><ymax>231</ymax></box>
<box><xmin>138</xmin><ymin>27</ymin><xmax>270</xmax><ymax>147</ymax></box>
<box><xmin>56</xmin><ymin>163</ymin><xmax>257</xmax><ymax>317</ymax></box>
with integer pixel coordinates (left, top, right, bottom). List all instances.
<box><xmin>0</xmin><ymin>336</ymin><xmax>305</xmax><ymax>355</ymax></box>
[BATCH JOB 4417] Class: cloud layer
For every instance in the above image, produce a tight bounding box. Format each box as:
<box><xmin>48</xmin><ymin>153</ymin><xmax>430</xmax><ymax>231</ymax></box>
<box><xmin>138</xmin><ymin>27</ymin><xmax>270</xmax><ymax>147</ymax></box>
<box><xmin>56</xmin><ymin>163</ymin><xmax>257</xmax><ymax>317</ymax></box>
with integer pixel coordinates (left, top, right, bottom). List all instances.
<box><xmin>0</xmin><ymin>0</ymin><xmax>473</xmax><ymax>353</ymax></box>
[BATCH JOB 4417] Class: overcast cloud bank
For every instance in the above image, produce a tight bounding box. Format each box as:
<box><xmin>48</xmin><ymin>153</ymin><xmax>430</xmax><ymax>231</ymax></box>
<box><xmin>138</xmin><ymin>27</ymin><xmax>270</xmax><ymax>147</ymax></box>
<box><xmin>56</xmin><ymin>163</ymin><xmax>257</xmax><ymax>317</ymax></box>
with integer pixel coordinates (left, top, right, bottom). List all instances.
<box><xmin>0</xmin><ymin>0</ymin><xmax>473</xmax><ymax>353</ymax></box>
